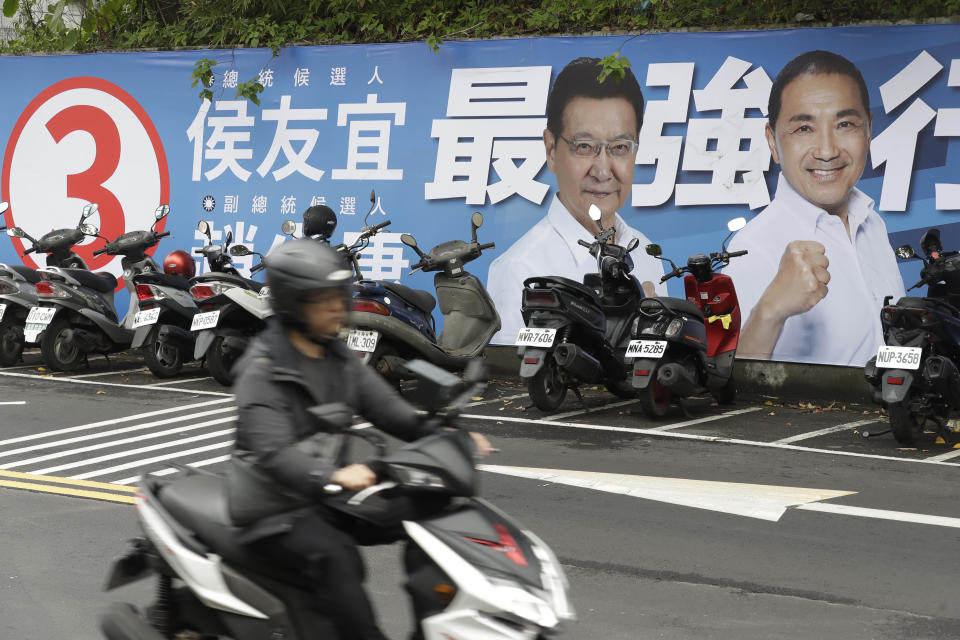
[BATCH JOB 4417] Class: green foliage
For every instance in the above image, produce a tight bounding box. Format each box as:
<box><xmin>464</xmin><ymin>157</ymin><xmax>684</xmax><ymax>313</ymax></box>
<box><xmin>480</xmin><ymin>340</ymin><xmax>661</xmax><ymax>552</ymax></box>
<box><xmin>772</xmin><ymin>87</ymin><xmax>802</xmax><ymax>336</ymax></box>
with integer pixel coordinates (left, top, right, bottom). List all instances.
<box><xmin>598</xmin><ymin>52</ymin><xmax>632</xmax><ymax>84</ymax></box>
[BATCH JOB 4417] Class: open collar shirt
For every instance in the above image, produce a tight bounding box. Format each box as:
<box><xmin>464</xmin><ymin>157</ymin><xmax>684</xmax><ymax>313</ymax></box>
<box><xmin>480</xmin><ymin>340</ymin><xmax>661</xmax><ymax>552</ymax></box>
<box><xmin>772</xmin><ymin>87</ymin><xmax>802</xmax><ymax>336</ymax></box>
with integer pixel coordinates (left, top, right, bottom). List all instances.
<box><xmin>724</xmin><ymin>174</ymin><xmax>905</xmax><ymax>366</ymax></box>
<box><xmin>487</xmin><ymin>194</ymin><xmax>666</xmax><ymax>345</ymax></box>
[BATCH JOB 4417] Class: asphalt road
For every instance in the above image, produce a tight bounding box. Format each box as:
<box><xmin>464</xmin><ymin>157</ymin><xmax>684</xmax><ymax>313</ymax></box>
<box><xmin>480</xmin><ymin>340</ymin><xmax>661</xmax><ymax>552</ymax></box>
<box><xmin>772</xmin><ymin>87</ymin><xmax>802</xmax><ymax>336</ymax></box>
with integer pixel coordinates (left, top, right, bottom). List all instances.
<box><xmin>3</xmin><ymin>350</ymin><xmax>960</xmax><ymax>639</ymax></box>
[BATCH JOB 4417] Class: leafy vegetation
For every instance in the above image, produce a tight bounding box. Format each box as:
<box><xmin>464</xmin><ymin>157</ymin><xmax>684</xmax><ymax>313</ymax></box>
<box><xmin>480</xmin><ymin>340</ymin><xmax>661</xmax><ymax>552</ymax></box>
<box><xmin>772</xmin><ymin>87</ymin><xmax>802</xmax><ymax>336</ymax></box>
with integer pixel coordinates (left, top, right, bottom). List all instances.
<box><xmin>2</xmin><ymin>0</ymin><xmax>957</xmax><ymax>99</ymax></box>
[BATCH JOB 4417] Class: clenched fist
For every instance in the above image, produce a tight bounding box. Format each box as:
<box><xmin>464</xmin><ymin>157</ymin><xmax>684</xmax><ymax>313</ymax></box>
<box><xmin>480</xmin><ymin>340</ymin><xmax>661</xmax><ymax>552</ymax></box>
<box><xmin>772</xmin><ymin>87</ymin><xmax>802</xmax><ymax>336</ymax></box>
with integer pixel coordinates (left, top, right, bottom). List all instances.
<box><xmin>761</xmin><ymin>240</ymin><xmax>830</xmax><ymax>322</ymax></box>
<box><xmin>331</xmin><ymin>464</ymin><xmax>377</xmax><ymax>491</ymax></box>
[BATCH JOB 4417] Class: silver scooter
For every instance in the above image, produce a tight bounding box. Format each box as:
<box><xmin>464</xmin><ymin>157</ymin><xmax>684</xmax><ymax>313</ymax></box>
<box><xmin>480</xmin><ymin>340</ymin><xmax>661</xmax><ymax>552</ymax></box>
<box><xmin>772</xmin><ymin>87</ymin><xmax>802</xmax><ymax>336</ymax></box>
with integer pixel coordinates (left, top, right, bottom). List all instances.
<box><xmin>24</xmin><ymin>204</ymin><xmax>171</xmax><ymax>371</ymax></box>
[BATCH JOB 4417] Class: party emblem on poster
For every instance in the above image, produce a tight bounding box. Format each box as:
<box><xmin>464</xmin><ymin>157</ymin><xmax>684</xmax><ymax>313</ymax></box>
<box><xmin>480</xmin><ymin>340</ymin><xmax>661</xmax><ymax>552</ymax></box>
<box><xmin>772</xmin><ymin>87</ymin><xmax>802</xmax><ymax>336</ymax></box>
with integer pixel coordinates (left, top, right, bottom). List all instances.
<box><xmin>1</xmin><ymin>77</ymin><xmax>170</xmax><ymax>284</ymax></box>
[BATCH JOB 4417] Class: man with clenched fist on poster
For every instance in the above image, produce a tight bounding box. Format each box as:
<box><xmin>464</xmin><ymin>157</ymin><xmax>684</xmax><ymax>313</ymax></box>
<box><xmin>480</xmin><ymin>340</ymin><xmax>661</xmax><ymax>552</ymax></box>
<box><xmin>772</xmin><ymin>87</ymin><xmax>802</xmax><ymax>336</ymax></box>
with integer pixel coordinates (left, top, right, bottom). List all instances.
<box><xmin>724</xmin><ymin>50</ymin><xmax>905</xmax><ymax>366</ymax></box>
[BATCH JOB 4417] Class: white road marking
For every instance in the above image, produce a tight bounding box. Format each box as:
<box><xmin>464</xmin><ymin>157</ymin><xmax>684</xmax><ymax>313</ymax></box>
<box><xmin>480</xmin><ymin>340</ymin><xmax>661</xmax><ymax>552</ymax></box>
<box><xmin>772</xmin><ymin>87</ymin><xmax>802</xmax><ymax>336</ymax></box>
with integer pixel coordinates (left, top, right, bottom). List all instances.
<box><xmin>33</xmin><ymin>429</ymin><xmax>235</xmax><ymax>475</ymax></box>
<box><xmin>2</xmin><ymin>416</ymin><xmax>237</xmax><ymax>468</ymax></box>
<box><xmin>461</xmin><ymin>413</ymin><xmax>960</xmax><ymax>467</ymax></box>
<box><xmin>796</xmin><ymin>502</ymin><xmax>960</xmax><ymax>529</ymax></box>
<box><xmin>144</xmin><ymin>376</ymin><xmax>214</xmax><ymax>387</ymax></box>
<box><xmin>923</xmin><ymin>448</ymin><xmax>960</xmax><ymax>462</ymax></box>
<box><xmin>0</xmin><ymin>370</ymin><xmax>232</xmax><ymax>396</ymax></box>
<box><xmin>544</xmin><ymin>398</ymin><xmax>641</xmax><ymax>421</ymax></box>
<box><xmin>483</xmin><ymin>465</ymin><xmax>960</xmax><ymax>530</ymax></box>
<box><xmin>113</xmin><ymin>454</ymin><xmax>231</xmax><ymax>485</ymax></box>
<box><xmin>773</xmin><ymin>419</ymin><xmax>883</xmax><ymax>444</ymax></box>
<box><xmin>644</xmin><ymin>406</ymin><xmax>764</xmax><ymax>431</ymax></box>
<box><xmin>70</xmin><ymin>441</ymin><xmax>233</xmax><ymax>480</ymax></box>
<box><xmin>69</xmin><ymin>367</ymin><xmax>149</xmax><ymax>379</ymax></box>
<box><xmin>0</xmin><ymin>399</ymin><xmax>234</xmax><ymax>447</ymax></box>
<box><xmin>466</xmin><ymin>393</ymin><xmax>528</xmax><ymax>408</ymax></box>
<box><xmin>0</xmin><ymin>401</ymin><xmax>27</xmax><ymax>405</ymax></box>
<box><xmin>480</xmin><ymin>465</ymin><xmax>854</xmax><ymax>521</ymax></box>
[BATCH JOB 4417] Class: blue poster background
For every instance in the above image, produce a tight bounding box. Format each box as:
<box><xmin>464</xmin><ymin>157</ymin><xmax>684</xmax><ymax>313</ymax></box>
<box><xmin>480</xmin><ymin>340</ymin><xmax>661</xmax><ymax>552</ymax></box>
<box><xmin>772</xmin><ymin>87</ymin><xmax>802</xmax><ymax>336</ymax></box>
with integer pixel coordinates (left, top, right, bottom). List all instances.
<box><xmin>0</xmin><ymin>24</ymin><xmax>957</xmax><ymax>362</ymax></box>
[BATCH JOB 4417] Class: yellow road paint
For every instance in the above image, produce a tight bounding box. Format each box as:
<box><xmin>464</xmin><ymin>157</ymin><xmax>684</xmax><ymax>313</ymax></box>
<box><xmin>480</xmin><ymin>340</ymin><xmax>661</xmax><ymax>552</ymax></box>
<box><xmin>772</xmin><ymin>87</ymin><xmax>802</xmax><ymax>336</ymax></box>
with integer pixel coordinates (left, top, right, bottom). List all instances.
<box><xmin>0</xmin><ymin>469</ymin><xmax>135</xmax><ymax>491</ymax></box>
<box><xmin>0</xmin><ymin>479</ymin><xmax>136</xmax><ymax>504</ymax></box>
<box><xmin>0</xmin><ymin>469</ymin><xmax>136</xmax><ymax>503</ymax></box>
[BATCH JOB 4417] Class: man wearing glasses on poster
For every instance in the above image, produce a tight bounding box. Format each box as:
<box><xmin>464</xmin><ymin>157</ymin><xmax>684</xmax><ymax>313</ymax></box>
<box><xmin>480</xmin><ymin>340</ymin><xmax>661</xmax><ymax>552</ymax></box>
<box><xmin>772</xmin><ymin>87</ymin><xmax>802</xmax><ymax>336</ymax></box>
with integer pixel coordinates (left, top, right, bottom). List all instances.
<box><xmin>487</xmin><ymin>56</ymin><xmax>666</xmax><ymax>344</ymax></box>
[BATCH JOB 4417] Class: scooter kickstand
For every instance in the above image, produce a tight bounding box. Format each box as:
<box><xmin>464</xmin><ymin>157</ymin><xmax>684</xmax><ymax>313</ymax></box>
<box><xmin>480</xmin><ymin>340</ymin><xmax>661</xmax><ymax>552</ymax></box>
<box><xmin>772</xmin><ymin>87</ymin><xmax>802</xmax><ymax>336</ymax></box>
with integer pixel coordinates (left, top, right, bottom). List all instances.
<box><xmin>571</xmin><ymin>386</ymin><xmax>587</xmax><ymax>407</ymax></box>
<box><xmin>678</xmin><ymin>396</ymin><xmax>694</xmax><ymax>419</ymax></box>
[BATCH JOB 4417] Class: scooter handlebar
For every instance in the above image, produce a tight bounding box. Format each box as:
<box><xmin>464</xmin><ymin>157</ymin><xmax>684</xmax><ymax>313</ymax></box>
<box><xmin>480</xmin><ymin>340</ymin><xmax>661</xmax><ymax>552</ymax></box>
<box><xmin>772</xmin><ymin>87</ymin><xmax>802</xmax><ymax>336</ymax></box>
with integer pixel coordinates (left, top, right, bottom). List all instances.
<box><xmin>23</xmin><ymin>247</ymin><xmax>35</xmax><ymax>255</ymax></box>
<box><xmin>577</xmin><ymin>239</ymin><xmax>592</xmax><ymax>249</ymax></box>
<box><xmin>478</xmin><ymin>242</ymin><xmax>495</xmax><ymax>251</ymax></box>
<box><xmin>727</xmin><ymin>250</ymin><xmax>748</xmax><ymax>258</ymax></box>
<box><xmin>93</xmin><ymin>246</ymin><xmax>109</xmax><ymax>256</ymax></box>
<box><xmin>155</xmin><ymin>231</ymin><xmax>171</xmax><ymax>240</ymax></box>
<box><xmin>251</xmin><ymin>262</ymin><xmax>266</xmax><ymax>274</ymax></box>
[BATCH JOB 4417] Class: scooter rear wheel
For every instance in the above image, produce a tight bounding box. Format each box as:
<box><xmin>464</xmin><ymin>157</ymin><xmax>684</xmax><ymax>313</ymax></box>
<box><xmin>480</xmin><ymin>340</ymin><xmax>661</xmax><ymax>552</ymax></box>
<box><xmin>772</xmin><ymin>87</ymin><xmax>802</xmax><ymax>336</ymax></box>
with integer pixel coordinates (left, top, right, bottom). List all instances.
<box><xmin>527</xmin><ymin>359</ymin><xmax>567</xmax><ymax>411</ymax></box>
<box><xmin>142</xmin><ymin>325</ymin><xmax>185</xmax><ymax>378</ymax></box>
<box><xmin>206</xmin><ymin>335</ymin><xmax>238</xmax><ymax>386</ymax></box>
<box><xmin>40</xmin><ymin>316</ymin><xmax>84</xmax><ymax>372</ymax></box>
<box><xmin>0</xmin><ymin>318</ymin><xmax>24</xmax><ymax>366</ymax></box>
<box><xmin>640</xmin><ymin>379</ymin><xmax>671</xmax><ymax>418</ymax></box>
<box><xmin>888</xmin><ymin>400</ymin><xmax>923</xmax><ymax>446</ymax></box>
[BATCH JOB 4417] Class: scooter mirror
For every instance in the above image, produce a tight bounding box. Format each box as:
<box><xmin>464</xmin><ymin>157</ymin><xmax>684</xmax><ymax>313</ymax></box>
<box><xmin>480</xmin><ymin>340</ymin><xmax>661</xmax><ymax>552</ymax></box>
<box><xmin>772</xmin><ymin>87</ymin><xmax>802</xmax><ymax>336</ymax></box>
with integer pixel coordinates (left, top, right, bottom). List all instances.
<box><xmin>369</xmin><ymin>189</ymin><xmax>376</xmax><ymax>204</ymax></box>
<box><xmin>229</xmin><ymin>245</ymin><xmax>252</xmax><ymax>257</ymax></box>
<box><xmin>626</xmin><ymin>238</ymin><xmax>640</xmax><ymax>252</ymax></box>
<box><xmin>895</xmin><ymin>245</ymin><xmax>916</xmax><ymax>260</ymax></box>
<box><xmin>82</xmin><ymin>203</ymin><xmax>99</xmax><ymax>219</ymax></box>
<box><xmin>197</xmin><ymin>220</ymin><xmax>211</xmax><ymax>238</ymax></box>
<box><xmin>155</xmin><ymin>204</ymin><xmax>170</xmax><ymax>220</ymax></box>
<box><xmin>400</xmin><ymin>233</ymin><xmax>418</xmax><ymax>249</ymax></box>
<box><xmin>645</xmin><ymin>243</ymin><xmax>662</xmax><ymax>257</ymax></box>
<box><xmin>920</xmin><ymin>229</ymin><xmax>942</xmax><ymax>256</ymax></box>
<box><xmin>588</xmin><ymin>204</ymin><xmax>602</xmax><ymax>222</ymax></box>
<box><xmin>6</xmin><ymin>227</ymin><xmax>24</xmax><ymax>238</ymax></box>
<box><xmin>281</xmin><ymin>220</ymin><xmax>297</xmax><ymax>236</ymax></box>
<box><xmin>81</xmin><ymin>224</ymin><xmax>99</xmax><ymax>236</ymax></box>
<box><xmin>471</xmin><ymin>212</ymin><xmax>484</xmax><ymax>229</ymax></box>
<box><xmin>727</xmin><ymin>217</ymin><xmax>746</xmax><ymax>233</ymax></box>
<box><xmin>0</xmin><ymin>202</ymin><xmax>8</xmax><ymax>215</ymax></box>
<box><xmin>225</xmin><ymin>230</ymin><xmax>233</xmax><ymax>246</ymax></box>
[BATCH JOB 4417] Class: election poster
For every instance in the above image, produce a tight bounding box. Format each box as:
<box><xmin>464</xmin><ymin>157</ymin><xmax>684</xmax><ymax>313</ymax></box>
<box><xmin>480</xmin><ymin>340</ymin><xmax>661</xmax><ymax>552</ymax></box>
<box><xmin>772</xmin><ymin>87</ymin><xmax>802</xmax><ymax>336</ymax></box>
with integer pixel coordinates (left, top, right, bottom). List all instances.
<box><xmin>0</xmin><ymin>24</ymin><xmax>957</xmax><ymax>367</ymax></box>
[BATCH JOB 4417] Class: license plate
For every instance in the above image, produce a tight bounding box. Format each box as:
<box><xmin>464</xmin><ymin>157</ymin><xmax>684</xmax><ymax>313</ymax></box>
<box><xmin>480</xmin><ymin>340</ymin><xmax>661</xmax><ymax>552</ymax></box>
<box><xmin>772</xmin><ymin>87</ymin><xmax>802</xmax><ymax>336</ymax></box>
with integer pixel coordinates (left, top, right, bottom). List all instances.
<box><xmin>515</xmin><ymin>327</ymin><xmax>556</xmax><ymax>347</ymax></box>
<box><xmin>0</xmin><ymin>303</ymin><xmax>5</xmax><ymax>321</ymax></box>
<box><xmin>346</xmin><ymin>329</ymin><xmax>379</xmax><ymax>353</ymax></box>
<box><xmin>23</xmin><ymin>323</ymin><xmax>46</xmax><ymax>343</ymax></box>
<box><xmin>625</xmin><ymin>340</ymin><xmax>667</xmax><ymax>359</ymax></box>
<box><xmin>133</xmin><ymin>307</ymin><xmax>161</xmax><ymax>328</ymax></box>
<box><xmin>876</xmin><ymin>345</ymin><xmax>922</xmax><ymax>370</ymax></box>
<box><xmin>26</xmin><ymin>306</ymin><xmax>56</xmax><ymax>325</ymax></box>
<box><xmin>190</xmin><ymin>310</ymin><xmax>220</xmax><ymax>331</ymax></box>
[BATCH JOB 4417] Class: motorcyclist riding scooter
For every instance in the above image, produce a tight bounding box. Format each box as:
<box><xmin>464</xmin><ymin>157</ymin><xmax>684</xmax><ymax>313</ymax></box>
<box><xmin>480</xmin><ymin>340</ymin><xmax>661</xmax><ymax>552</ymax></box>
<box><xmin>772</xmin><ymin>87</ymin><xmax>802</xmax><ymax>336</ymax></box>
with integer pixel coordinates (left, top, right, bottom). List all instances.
<box><xmin>224</xmin><ymin>239</ymin><xmax>492</xmax><ymax>640</ymax></box>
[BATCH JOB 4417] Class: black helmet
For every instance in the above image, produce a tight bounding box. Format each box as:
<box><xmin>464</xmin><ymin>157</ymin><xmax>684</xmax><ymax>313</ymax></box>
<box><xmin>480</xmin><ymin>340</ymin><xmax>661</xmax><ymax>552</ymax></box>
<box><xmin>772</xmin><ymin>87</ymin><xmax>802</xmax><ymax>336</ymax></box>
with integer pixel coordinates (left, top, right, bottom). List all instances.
<box><xmin>303</xmin><ymin>204</ymin><xmax>337</xmax><ymax>240</ymax></box>
<box><xmin>266</xmin><ymin>239</ymin><xmax>353</xmax><ymax>337</ymax></box>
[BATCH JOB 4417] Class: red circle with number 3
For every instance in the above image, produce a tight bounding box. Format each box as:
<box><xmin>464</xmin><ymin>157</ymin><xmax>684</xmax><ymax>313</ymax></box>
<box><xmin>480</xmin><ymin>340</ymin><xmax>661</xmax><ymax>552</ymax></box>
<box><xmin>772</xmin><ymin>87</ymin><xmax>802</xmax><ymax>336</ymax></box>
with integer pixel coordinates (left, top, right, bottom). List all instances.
<box><xmin>2</xmin><ymin>77</ymin><xmax>170</xmax><ymax>281</ymax></box>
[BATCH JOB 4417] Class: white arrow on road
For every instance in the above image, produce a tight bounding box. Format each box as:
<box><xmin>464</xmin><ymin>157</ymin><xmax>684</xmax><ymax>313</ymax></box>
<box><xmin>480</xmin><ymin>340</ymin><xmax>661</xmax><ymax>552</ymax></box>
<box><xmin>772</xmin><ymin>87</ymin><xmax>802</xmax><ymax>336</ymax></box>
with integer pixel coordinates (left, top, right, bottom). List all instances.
<box><xmin>480</xmin><ymin>465</ymin><xmax>960</xmax><ymax>529</ymax></box>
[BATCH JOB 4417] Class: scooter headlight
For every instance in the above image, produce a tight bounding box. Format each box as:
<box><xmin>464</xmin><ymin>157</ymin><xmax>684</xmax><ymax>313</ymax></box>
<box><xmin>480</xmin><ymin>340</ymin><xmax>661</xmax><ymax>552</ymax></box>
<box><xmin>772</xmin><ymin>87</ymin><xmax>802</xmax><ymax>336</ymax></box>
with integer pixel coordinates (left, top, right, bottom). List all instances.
<box><xmin>665</xmin><ymin>317</ymin><xmax>685</xmax><ymax>338</ymax></box>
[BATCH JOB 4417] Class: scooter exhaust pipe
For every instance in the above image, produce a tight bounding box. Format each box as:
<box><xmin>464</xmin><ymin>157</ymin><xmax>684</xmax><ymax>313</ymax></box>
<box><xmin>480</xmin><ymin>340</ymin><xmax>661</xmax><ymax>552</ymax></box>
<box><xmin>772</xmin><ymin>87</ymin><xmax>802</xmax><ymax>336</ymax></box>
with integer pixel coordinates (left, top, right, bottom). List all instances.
<box><xmin>62</xmin><ymin>327</ymin><xmax>103</xmax><ymax>352</ymax></box>
<box><xmin>553</xmin><ymin>343</ymin><xmax>604</xmax><ymax>383</ymax></box>
<box><xmin>657</xmin><ymin>362</ymin><xmax>699</xmax><ymax>396</ymax></box>
<box><xmin>922</xmin><ymin>356</ymin><xmax>960</xmax><ymax>408</ymax></box>
<box><xmin>157</xmin><ymin>325</ymin><xmax>196</xmax><ymax>350</ymax></box>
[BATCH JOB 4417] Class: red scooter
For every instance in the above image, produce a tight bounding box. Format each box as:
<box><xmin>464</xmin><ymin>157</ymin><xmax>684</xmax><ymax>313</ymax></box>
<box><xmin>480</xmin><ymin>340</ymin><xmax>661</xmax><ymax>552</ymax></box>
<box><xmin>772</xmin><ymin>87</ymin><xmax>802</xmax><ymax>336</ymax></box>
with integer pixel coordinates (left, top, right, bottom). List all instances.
<box><xmin>628</xmin><ymin>218</ymin><xmax>747</xmax><ymax>417</ymax></box>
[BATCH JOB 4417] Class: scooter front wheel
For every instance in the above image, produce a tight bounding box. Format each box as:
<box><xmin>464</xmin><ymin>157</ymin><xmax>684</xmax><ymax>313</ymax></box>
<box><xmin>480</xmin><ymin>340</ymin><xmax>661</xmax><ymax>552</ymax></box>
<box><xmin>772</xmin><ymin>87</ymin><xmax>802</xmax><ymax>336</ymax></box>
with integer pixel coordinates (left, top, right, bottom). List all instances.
<box><xmin>888</xmin><ymin>400</ymin><xmax>923</xmax><ymax>446</ymax></box>
<box><xmin>0</xmin><ymin>317</ymin><xmax>24</xmax><ymax>366</ymax></box>
<box><xmin>142</xmin><ymin>325</ymin><xmax>185</xmax><ymax>379</ymax></box>
<box><xmin>40</xmin><ymin>316</ymin><xmax>84</xmax><ymax>372</ymax></box>
<box><xmin>206</xmin><ymin>335</ymin><xmax>238</xmax><ymax>386</ymax></box>
<box><xmin>527</xmin><ymin>359</ymin><xmax>567</xmax><ymax>411</ymax></box>
<box><xmin>99</xmin><ymin>602</ymin><xmax>166</xmax><ymax>640</ymax></box>
<box><xmin>640</xmin><ymin>379</ymin><xmax>671</xmax><ymax>418</ymax></box>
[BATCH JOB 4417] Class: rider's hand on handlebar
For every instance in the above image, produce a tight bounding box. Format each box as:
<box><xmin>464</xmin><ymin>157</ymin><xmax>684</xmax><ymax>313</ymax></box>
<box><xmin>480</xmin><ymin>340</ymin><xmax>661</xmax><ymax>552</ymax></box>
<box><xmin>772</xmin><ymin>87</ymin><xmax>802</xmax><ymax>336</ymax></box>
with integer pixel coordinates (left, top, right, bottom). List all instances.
<box><xmin>469</xmin><ymin>432</ymin><xmax>494</xmax><ymax>456</ymax></box>
<box><xmin>331</xmin><ymin>463</ymin><xmax>377</xmax><ymax>490</ymax></box>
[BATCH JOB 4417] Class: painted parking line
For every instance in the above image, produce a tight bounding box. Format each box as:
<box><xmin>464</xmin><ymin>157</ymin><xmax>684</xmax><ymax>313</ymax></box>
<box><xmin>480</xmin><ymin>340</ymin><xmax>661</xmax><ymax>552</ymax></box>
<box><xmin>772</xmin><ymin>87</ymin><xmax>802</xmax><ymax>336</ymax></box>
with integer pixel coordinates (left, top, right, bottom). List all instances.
<box><xmin>0</xmin><ymin>369</ymin><xmax>232</xmax><ymax>396</ymax></box>
<box><xmin>68</xmin><ymin>367</ymin><xmax>150</xmax><ymax>379</ymax></box>
<box><xmin>543</xmin><ymin>398</ymin><xmax>642</xmax><ymax>422</ymax></box>
<box><xmin>773</xmin><ymin>419</ymin><xmax>883</xmax><ymax>445</ymax></box>
<box><xmin>644</xmin><ymin>406</ymin><xmax>764</xmax><ymax>432</ymax></box>
<box><xmin>924</xmin><ymin>448</ymin><xmax>960</xmax><ymax>462</ymax></box>
<box><xmin>0</xmin><ymin>401</ymin><xmax>27</xmax><ymax>405</ymax></box>
<box><xmin>460</xmin><ymin>413</ymin><xmax>960</xmax><ymax>467</ymax></box>
<box><xmin>144</xmin><ymin>376</ymin><xmax>214</xmax><ymax>387</ymax></box>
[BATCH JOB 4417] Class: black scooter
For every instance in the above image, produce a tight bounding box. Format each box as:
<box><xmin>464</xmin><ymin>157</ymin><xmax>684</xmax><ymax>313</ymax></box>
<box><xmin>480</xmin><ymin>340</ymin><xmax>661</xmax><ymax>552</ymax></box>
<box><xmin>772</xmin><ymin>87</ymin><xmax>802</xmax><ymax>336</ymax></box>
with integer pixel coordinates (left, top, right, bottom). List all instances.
<box><xmin>864</xmin><ymin>228</ymin><xmax>960</xmax><ymax>445</ymax></box>
<box><xmin>517</xmin><ymin>204</ymin><xmax>645</xmax><ymax>411</ymax></box>
<box><xmin>1</xmin><ymin>202</ymin><xmax>99</xmax><ymax>365</ymax></box>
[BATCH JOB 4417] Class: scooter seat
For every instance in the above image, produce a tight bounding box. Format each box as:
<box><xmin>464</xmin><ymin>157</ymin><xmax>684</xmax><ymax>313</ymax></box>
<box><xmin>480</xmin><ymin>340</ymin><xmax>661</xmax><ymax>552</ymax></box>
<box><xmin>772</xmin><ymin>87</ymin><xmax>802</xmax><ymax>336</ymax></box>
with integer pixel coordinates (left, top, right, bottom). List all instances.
<box><xmin>158</xmin><ymin>473</ymin><xmax>244</xmax><ymax>556</ymax></box>
<box><xmin>896</xmin><ymin>296</ymin><xmax>960</xmax><ymax>316</ymax></box>
<box><xmin>192</xmin><ymin>272</ymin><xmax>266</xmax><ymax>293</ymax></box>
<box><xmin>57</xmin><ymin>268</ymin><xmax>117</xmax><ymax>293</ymax></box>
<box><xmin>2</xmin><ymin>264</ymin><xmax>41</xmax><ymax>284</ymax></box>
<box><xmin>641</xmin><ymin>296</ymin><xmax>704</xmax><ymax>320</ymax></box>
<box><xmin>135</xmin><ymin>271</ymin><xmax>192</xmax><ymax>291</ymax></box>
<box><xmin>381</xmin><ymin>281</ymin><xmax>436</xmax><ymax>314</ymax></box>
<box><xmin>524</xmin><ymin>275</ymin><xmax>601</xmax><ymax>307</ymax></box>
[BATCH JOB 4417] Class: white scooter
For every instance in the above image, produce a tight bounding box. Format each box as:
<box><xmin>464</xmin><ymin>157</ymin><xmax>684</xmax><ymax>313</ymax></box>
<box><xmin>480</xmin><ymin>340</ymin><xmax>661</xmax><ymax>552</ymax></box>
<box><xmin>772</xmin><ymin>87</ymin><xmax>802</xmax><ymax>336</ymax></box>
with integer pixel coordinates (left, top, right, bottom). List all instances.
<box><xmin>99</xmin><ymin>360</ymin><xmax>574</xmax><ymax>640</ymax></box>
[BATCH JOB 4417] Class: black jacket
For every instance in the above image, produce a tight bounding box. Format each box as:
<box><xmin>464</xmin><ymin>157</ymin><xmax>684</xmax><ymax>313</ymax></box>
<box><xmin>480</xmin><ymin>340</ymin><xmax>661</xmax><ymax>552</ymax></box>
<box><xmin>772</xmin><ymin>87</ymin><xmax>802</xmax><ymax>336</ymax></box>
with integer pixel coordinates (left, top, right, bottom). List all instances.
<box><xmin>232</xmin><ymin>319</ymin><xmax>434</xmax><ymax>500</ymax></box>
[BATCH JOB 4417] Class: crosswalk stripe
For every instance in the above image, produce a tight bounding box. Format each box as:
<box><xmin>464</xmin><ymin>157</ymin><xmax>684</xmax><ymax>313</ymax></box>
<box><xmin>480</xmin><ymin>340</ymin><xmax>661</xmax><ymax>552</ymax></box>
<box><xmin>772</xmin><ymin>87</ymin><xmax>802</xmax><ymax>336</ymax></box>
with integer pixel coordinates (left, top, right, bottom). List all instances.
<box><xmin>71</xmin><ymin>441</ymin><xmax>233</xmax><ymax>480</ymax></box>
